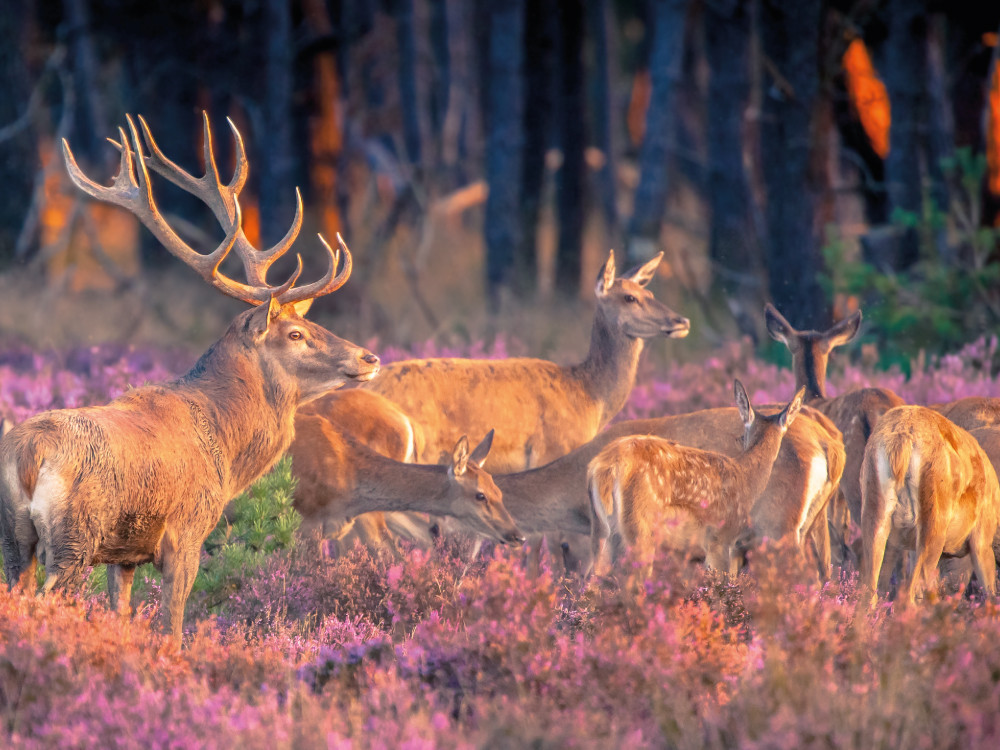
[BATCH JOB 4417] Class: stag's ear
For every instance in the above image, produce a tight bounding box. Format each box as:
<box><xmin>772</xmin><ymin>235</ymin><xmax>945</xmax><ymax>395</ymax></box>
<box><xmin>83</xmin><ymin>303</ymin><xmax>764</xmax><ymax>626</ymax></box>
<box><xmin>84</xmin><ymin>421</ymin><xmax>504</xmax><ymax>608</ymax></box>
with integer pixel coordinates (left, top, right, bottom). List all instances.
<box><xmin>734</xmin><ymin>379</ymin><xmax>754</xmax><ymax>428</ymax></box>
<box><xmin>290</xmin><ymin>298</ymin><xmax>314</xmax><ymax>317</ymax></box>
<box><xmin>595</xmin><ymin>250</ymin><xmax>617</xmax><ymax>297</ymax></box>
<box><xmin>248</xmin><ymin>297</ymin><xmax>283</xmax><ymax>338</ymax></box>
<box><xmin>449</xmin><ymin>435</ymin><xmax>471</xmax><ymax>477</ymax></box>
<box><xmin>469</xmin><ymin>429</ymin><xmax>495</xmax><ymax>468</ymax></box>
<box><xmin>764</xmin><ymin>303</ymin><xmax>796</xmax><ymax>347</ymax></box>
<box><xmin>780</xmin><ymin>387</ymin><xmax>806</xmax><ymax>429</ymax></box>
<box><xmin>624</xmin><ymin>252</ymin><xmax>663</xmax><ymax>287</ymax></box>
<box><xmin>821</xmin><ymin>310</ymin><xmax>862</xmax><ymax>352</ymax></box>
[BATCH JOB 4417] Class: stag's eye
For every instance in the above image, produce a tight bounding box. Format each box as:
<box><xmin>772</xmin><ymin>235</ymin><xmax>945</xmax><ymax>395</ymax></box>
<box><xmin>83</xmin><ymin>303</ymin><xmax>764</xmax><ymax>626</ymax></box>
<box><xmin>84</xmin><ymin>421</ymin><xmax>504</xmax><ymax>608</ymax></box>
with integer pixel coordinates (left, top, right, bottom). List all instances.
<box><xmin>475</xmin><ymin>492</ymin><xmax>487</xmax><ymax>502</ymax></box>
<box><xmin>623</xmin><ymin>294</ymin><xmax>638</xmax><ymax>304</ymax></box>
<box><xmin>289</xmin><ymin>330</ymin><xmax>304</xmax><ymax>341</ymax></box>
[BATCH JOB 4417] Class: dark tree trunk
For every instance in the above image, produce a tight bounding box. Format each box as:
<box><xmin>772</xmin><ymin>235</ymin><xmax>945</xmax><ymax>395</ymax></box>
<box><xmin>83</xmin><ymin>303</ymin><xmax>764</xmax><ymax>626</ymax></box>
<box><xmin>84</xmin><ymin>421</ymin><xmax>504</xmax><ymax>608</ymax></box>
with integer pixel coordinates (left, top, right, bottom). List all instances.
<box><xmin>589</xmin><ymin>0</ymin><xmax>620</xmax><ymax>250</ymax></box>
<box><xmin>554</xmin><ymin>0</ymin><xmax>586</xmax><ymax>295</ymax></box>
<box><xmin>626</xmin><ymin>0</ymin><xmax>689</xmax><ymax>263</ymax></box>
<box><xmin>64</xmin><ymin>0</ymin><xmax>109</xmax><ymax>164</ymax></box>
<box><xmin>883</xmin><ymin>0</ymin><xmax>926</xmax><ymax>269</ymax></box>
<box><xmin>428</xmin><ymin>0</ymin><xmax>451</xmax><ymax>139</ymax></box>
<box><xmin>705</xmin><ymin>0</ymin><xmax>758</xmax><ymax>326</ymax></box>
<box><xmin>759</xmin><ymin>0</ymin><xmax>827</xmax><ymax>329</ymax></box>
<box><xmin>259</xmin><ymin>0</ymin><xmax>295</xmax><ymax>246</ymax></box>
<box><xmin>394</xmin><ymin>0</ymin><xmax>422</xmax><ymax>167</ymax></box>
<box><xmin>518</xmin><ymin>0</ymin><xmax>556</xmax><ymax>293</ymax></box>
<box><xmin>483</xmin><ymin>0</ymin><xmax>525</xmax><ymax>305</ymax></box>
<box><xmin>925</xmin><ymin>13</ymin><xmax>952</xmax><ymax>258</ymax></box>
<box><xmin>0</xmin><ymin>0</ymin><xmax>38</xmax><ymax>265</ymax></box>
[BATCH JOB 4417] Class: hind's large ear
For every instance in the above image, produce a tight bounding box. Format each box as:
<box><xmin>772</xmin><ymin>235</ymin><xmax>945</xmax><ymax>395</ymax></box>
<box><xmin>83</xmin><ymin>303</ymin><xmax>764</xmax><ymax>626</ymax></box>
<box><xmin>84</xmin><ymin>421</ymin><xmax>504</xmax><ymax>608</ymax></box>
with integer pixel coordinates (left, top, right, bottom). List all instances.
<box><xmin>734</xmin><ymin>379</ymin><xmax>754</xmax><ymax>428</ymax></box>
<box><xmin>624</xmin><ymin>252</ymin><xmax>663</xmax><ymax>287</ymax></box>
<box><xmin>821</xmin><ymin>310</ymin><xmax>862</xmax><ymax>352</ymax></box>
<box><xmin>780</xmin><ymin>387</ymin><xmax>806</xmax><ymax>429</ymax></box>
<box><xmin>595</xmin><ymin>250</ymin><xmax>617</xmax><ymax>297</ymax></box>
<box><xmin>450</xmin><ymin>435</ymin><xmax>471</xmax><ymax>477</ymax></box>
<box><xmin>764</xmin><ymin>303</ymin><xmax>796</xmax><ymax>347</ymax></box>
<box><xmin>469</xmin><ymin>429</ymin><xmax>494</xmax><ymax>468</ymax></box>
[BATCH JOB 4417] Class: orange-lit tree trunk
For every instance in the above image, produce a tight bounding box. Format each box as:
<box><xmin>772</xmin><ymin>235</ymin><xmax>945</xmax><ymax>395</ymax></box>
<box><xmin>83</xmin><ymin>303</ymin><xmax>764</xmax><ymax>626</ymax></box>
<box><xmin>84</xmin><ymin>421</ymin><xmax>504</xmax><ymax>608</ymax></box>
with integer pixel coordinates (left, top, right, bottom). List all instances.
<box><xmin>302</xmin><ymin>0</ymin><xmax>343</xmax><ymax>244</ymax></box>
<box><xmin>759</xmin><ymin>0</ymin><xmax>828</xmax><ymax>329</ymax></box>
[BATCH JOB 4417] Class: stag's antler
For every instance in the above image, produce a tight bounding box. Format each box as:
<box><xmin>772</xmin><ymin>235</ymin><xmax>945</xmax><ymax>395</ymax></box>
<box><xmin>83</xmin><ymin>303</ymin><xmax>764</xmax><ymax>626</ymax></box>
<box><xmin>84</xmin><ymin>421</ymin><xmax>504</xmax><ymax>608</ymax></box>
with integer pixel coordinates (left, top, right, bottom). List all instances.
<box><xmin>62</xmin><ymin>113</ymin><xmax>351</xmax><ymax>305</ymax></box>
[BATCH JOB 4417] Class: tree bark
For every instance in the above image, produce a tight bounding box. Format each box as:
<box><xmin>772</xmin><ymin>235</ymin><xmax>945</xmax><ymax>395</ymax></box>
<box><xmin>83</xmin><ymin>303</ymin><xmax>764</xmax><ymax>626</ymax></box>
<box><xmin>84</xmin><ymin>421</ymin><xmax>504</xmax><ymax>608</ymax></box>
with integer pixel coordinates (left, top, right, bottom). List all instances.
<box><xmin>394</xmin><ymin>0</ymin><xmax>422</xmax><ymax>167</ymax></box>
<box><xmin>589</xmin><ymin>0</ymin><xmax>621</xmax><ymax>251</ymax></box>
<box><xmin>626</xmin><ymin>0</ymin><xmax>689</xmax><ymax>263</ymax></box>
<box><xmin>884</xmin><ymin>0</ymin><xmax>926</xmax><ymax>269</ymax></box>
<box><xmin>63</xmin><ymin>0</ymin><xmax>109</xmax><ymax>164</ymax></box>
<box><xmin>759</xmin><ymin>0</ymin><xmax>828</xmax><ymax>328</ymax></box>
<box><xmin>554</xmin><ymin>0</ymin><xmax>586</xmax><ymax>295</ymax></box>
<box><xmin>0</xmin><ymin>0</ymin><xmax>38</xmax><ymax>265</ymax></box>
<box><xmin>259</xmin><ymin>0</ymin><xmax>295</xmax><ymax>246</ymax></box>
<box><xmin>705</xmin><ymin>0</ymin><xmax>759</xmax><ymax>326</ymax></box>
<box><xmin>484</xmin><ymin>0</ymin><xmax>525</xmax><ymax>305</ymax></box>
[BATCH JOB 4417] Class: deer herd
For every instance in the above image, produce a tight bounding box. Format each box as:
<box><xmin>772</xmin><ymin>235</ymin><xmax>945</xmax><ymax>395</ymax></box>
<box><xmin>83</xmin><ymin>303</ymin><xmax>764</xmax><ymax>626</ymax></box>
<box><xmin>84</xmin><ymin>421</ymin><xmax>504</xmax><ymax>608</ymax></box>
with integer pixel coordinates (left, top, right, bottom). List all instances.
<box><xmin>0</xmin><ymin>114</ymin><xmax>998</xmax><ymax>644</ymax></box>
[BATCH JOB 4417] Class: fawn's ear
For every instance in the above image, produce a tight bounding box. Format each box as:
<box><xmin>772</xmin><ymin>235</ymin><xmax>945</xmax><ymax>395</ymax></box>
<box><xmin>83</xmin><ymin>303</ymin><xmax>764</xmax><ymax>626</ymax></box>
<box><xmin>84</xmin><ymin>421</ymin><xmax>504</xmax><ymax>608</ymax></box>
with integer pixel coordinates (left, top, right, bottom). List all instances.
<box><xmin>780</xmin><ymin>387</ymin><xmax>806</xmax><ymax>429</ymax></box>
<box><xmin>469</xmin><ymin>429</ymin><xmax>495</xmax><ymax>468</ymax></box>
<box><xmin>764</xmin><ymin>303</ymin><xmax>797</xmax><ymax>348</ymax></box>
<box><xmin>450</xmin><ymin>435</ymin><xmax>471</xmax><ymax>477</ymax></box>
<box><xmin>624</xmin><ymin>252</ymin><xmax>663</xmax><ymax>287</ymax></box>
<box><xmin>595</xmin><ymin>250</ymin><xmax>617</xmax><ymax>297</ymax></box>
<box><xmin>734</xmin><ymin>379</ymin><xmax>754</xmax><ymax>428</ymax></box>
<box><xmin>821</xmin><ymin>310</ymin><xmax>862</xmax><ymax>352</ymax></box>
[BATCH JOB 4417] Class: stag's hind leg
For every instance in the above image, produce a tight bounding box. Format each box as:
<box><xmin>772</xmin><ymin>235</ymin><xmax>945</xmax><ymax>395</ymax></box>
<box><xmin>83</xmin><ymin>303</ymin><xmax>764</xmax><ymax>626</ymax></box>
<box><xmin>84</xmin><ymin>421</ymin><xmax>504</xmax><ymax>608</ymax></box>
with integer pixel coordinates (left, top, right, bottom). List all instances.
<box><xmin>967</xmin><ymin>520</ymin><xmax>998</xmax><ymax>599</ymax></box>
<box><xmin>158</xmin><ymin>530</ymin><xmax>201</xmax><ymax>645</ymax></box>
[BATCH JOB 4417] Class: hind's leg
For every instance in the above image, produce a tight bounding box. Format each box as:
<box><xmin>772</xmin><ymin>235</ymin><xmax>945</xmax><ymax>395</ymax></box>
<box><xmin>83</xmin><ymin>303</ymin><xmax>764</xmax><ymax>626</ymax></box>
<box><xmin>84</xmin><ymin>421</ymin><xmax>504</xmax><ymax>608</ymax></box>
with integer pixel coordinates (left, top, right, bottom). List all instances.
<box><xmin>968</xmin><ymin>521</ymin><xmax>998</xmax><ymax>599</ymax></box>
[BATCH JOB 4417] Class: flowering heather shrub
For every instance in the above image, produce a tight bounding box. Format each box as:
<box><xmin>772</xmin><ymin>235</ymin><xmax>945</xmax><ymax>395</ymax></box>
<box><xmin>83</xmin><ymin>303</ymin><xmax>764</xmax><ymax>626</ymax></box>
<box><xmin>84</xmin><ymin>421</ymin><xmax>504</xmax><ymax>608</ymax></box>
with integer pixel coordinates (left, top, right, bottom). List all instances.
<box><xmin>4</xmin><ymin>336</ymin><xmax>1000</xmax><ymax>746</ymax></box>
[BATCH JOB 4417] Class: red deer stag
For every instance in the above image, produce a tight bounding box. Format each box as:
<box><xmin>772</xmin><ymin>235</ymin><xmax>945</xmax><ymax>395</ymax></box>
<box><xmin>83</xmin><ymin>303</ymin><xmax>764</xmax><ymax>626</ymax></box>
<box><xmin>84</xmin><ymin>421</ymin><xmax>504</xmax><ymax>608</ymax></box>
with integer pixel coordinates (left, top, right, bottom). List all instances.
<box><xmin>291</xmin><ymin>419</ymin><xmax>524</xmax><ymax>555</ymax></box>
<box><xmin>0</xmin><ymin>114</ymin><xmax>379</xmax><ymax>644</ymax></box>
<box><xmin>364</xmin><ymin>251</ymin><xmax>691</xmax><ymax>473</ymax></box>
<box><xmin>860</xmin><ymin>406</ymin><xmax>1000</xmax><ymax>606</ymax></box>
<box><xmin>587</xmin><ymin>382</ymin><xmax>804</xmax><ymax>574</ymax></box>
<box><xmin>765</xmin><ymin>304</ymin><xmax>905</xmax><ymax>532</ymax></box>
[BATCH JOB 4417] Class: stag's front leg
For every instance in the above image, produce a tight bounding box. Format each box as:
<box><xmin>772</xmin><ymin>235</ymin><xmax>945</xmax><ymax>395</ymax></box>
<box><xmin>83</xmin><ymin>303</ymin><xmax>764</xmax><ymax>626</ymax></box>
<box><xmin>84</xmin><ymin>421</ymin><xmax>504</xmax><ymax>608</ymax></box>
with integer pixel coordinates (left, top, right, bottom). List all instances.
<box><xmin>107</xmin><ymin>564</ymin><xmax>136</xmax><ymax>615</ymax></box>
<box><xmin>158</xmin><ymin>529</ymin><xmax>201</xmax><ymax>645</ymax></box>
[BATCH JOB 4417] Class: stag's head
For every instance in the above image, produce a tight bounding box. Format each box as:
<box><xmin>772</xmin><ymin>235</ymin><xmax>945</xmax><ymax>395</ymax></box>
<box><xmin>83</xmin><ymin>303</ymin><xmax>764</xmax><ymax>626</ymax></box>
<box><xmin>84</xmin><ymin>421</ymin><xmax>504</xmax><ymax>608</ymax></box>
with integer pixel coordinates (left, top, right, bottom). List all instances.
<box><xmin>595</xmin><ymin>250</ymin><xmax>690</xmax><ymax>339</ymax></box>
<box><xmin>62</xmin><ymin>113</ymin><xmax>379</xmax><ymax>397</ymax></box>
<box><xmin>445</xmin><ymin>430</ymin><xmax>525</xmax><ymax>546</ymax></box>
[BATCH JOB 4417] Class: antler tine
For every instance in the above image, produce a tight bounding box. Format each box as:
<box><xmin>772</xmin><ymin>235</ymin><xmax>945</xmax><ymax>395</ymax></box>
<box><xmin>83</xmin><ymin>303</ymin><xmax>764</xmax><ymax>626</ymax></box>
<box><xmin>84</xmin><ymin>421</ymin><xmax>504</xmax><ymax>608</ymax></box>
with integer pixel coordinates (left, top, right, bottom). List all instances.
<box><xmin>225</xmin><ymin>116</ymin><xmax>249</xmax><ymax>193</ymax></box>
<box><xmin>278</xmin><ymin>232</ymin><xmax>353</xmax><ymax>305</ymax></box>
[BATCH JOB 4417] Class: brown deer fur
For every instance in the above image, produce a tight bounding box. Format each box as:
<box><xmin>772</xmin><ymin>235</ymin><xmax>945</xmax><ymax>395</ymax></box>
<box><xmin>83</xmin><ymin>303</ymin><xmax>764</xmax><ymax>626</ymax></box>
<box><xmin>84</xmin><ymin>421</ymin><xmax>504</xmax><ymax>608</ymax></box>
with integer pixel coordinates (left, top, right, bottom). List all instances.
<box><xmin>765</xmin><ymin>304</ymin><xmax>905</xmax><ymax>530</ymax></box>
<box><xmin>291</xmin><ymin>417</ymin><xmax>523</xmax><ymax>549</ymax></box>
<box><xmin>587</xmin><ymin>382</ymin><xmax>804</xmax><ymax>573</ymax></box>
<box><xmin>0</xmin><ymin>114</ymin><xmax>378</xmax><ymax>644</ymax></box>
<box><xmin>363</xmin><ymin>251</ymin><xmax>690</xmax><ymax>473</ymax></box>
<box><xmin>0</xmin><ymin>301</ymin><xmax>378</xmax><ymax>639</ymax></box>
<box><xmin>933</xmin><ymin>398</ymin><xmax>1000</xmax><ymax>432</ymax></box>
<box><xmin>860</xmin><ymin>406</ymin><xmax>1000</xmax><ymax>606</ymax></box>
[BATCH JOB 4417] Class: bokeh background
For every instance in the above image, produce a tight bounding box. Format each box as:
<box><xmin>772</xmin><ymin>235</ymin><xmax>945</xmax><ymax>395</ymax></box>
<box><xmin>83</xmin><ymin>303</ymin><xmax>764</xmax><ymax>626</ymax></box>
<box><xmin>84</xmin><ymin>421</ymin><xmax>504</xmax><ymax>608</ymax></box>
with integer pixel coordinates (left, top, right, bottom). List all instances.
<box><xmin>1</xmin><ymin>0</ymin><xmax>999</xmax><ymax>370</ymax></box>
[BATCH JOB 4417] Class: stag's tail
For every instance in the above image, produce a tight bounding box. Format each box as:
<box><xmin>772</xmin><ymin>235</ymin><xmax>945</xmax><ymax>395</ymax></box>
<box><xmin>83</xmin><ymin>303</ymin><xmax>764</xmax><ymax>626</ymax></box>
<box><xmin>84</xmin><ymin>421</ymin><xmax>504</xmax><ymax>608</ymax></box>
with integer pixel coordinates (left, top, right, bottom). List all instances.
<box><xmin>0</xmin><ymin>423</ymin><xmax>46</xmax><ymax>590</ymax></box>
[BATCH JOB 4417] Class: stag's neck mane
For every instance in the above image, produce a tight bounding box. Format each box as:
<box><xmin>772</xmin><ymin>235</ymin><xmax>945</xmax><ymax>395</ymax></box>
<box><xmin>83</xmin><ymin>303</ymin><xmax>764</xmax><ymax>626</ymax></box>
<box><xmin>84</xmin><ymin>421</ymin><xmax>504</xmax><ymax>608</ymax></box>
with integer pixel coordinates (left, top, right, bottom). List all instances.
<box><xmin>569</xmin><ymin>306</ymin><xmax>644</xmax><ymax>425</ymax></box>
<box><xmin>175</xmin><ymin>325</ymin><xmax>299</xmax><ymax>493</ymax></box>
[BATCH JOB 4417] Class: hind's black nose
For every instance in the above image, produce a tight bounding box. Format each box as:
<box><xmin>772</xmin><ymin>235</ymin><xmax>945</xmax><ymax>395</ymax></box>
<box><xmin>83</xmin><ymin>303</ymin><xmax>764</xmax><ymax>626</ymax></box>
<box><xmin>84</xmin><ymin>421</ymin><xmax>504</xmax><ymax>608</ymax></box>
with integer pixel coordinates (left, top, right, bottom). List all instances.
<box><xmin>362</xmin><ymin>353</ymin><xmax>380</xmax><ymax>365</ymax></box>
<box><xmin>504</xmin><ymin>532</ymin><xmax>527</xmax><ymax>546</ymax></box>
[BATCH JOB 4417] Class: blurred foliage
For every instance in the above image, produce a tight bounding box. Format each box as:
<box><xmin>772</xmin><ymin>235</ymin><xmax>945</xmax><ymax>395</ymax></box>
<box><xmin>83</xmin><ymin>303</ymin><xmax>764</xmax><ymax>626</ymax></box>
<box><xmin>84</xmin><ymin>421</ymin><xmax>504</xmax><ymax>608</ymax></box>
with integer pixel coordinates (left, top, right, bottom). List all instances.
<box><xmin>821</xmin><ymin>148</ymin><xmax>1000</xmax><ymax>372</ymax></box>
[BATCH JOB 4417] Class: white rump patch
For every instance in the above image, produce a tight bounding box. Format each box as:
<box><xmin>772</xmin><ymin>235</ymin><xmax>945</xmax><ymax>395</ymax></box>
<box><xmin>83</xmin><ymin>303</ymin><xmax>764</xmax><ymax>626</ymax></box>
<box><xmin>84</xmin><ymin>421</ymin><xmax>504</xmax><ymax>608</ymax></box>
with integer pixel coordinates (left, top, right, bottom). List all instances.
<box><xmin>29</xmin><ymin>464</ymin><xmax>66</xmax><ymax>567</ymax></box>
<box><xmin>798</xmin><ymin>455</ymin><xmax>828</xmax><ymax>544</ymax></box>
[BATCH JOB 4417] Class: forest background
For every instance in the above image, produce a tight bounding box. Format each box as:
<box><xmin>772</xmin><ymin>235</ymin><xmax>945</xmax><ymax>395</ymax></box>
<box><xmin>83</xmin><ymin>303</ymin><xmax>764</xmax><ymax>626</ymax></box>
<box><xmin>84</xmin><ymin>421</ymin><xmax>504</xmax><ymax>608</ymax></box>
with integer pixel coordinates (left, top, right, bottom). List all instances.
<box><xmin>1</xmin><ymin>0</ymin><xmax>1000</xmax><ymax>371</ymax></box>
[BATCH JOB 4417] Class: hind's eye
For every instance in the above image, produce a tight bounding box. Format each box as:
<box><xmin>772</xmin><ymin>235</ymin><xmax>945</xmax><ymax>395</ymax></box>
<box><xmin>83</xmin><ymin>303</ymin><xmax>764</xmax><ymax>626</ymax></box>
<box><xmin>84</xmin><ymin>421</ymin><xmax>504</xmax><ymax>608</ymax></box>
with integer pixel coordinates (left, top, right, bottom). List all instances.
<box><xmin>289</xmin><ymin>330</ymin><xmax>304</xmax><ymax>341</ymax></box>
<box><xmin>475</xmin><ymin>492</ymin><xmax>487</xmax><ymax>502</ymax></box>
<box><xmin>624</xmin><ymin>294</ymin><xmax>638</xmax><ymax>304</ymax></box>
